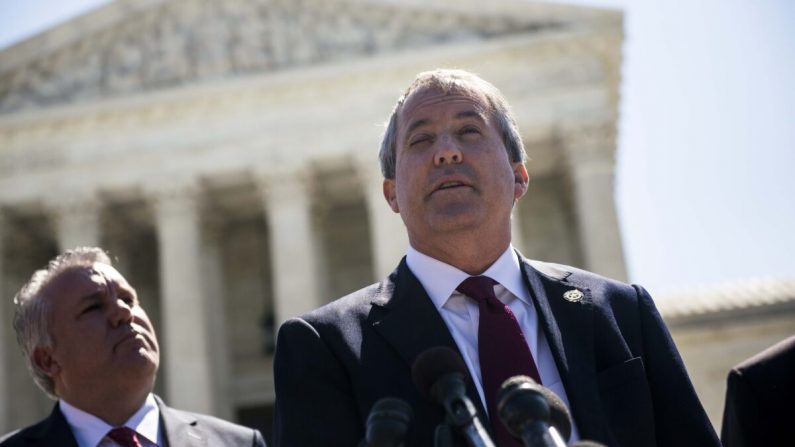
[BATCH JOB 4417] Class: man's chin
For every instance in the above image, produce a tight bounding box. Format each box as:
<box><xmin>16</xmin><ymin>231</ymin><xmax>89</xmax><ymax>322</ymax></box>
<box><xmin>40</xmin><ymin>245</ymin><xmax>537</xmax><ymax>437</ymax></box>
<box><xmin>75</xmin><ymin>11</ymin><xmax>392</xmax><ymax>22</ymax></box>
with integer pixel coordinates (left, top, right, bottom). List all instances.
<box><xmin>426</xmin><ymin>206</ymin><xmax>483</xmax><ymax>229</ymax></box>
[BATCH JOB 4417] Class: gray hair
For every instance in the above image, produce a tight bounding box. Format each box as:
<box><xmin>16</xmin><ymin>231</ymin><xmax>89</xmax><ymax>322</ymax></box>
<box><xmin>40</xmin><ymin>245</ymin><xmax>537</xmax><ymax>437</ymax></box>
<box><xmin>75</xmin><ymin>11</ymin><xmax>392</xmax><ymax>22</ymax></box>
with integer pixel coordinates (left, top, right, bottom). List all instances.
<box><xmin>13</xmin><ymin>246</ymin><xmax>113</xmax><ymax>399</ymax></box>
<box><xmin>378</xmin><ymin>69</ymin><xmax>527</xmax><ymax>179</ymax></box>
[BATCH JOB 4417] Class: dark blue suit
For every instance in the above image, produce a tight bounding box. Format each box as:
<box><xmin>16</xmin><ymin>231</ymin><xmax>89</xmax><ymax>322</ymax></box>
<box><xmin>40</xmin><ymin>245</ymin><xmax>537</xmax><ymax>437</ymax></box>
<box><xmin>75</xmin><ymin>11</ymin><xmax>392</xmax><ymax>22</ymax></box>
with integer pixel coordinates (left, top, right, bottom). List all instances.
<box><xmin>721</xmin><ymin>335</ymin><xmax>795</xmax><ymax>447</ymax></box>
<box><xmin>273</xmin><ymin>254</ymin><xmax>720</xmax><ymax>446</ymax></box>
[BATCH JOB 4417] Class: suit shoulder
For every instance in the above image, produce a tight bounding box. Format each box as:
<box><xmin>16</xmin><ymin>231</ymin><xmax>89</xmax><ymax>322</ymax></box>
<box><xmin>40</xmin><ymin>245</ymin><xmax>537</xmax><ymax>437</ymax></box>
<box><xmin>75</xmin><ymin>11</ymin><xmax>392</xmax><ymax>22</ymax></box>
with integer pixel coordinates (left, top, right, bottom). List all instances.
<box><xmin>0</xmin><ymin>428</ymin><xmax>24</xmax><ymax>446</ymax></box>
<box><xmin>0</xmin><ymin>419</ymin><xmax>46</xmax><ymax>446</ymax></box>
<box><xmin>298</xmin><ymin>277</ymin><xmax>392</xmax><ymax>325</ymax></box>
<box><xmin>527</xmin><ymin>259</ymin><xmax>640</xmax><ymax>296</ymax></box>
<box><xmin>0</xmin><ymin>407</ymin><xmax>71</xmax><ymax>447</ymax></box>
<box><xmin>733</xmin><ymin>335</ymin><xmax>795</xmax><ymax>382</ymax></box>
<box><xmin>166</xmin><ymin>407</ymin><xmax>265</xmax><ymax>445</ymax></box>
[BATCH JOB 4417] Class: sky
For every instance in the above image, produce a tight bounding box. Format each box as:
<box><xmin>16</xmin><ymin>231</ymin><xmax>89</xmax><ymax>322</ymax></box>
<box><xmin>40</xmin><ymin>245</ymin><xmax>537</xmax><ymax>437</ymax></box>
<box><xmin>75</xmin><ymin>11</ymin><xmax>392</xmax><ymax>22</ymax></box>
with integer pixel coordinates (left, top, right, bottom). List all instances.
<box><xmin>0</xmin><ymin>0</ymin><xmax>793</xmax><ymax>296</ymax></box>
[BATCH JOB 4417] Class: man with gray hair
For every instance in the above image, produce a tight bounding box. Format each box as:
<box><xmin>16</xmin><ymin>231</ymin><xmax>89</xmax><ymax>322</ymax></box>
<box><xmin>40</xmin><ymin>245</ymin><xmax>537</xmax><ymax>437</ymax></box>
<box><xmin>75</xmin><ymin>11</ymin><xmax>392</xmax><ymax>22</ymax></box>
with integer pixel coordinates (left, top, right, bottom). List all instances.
<box><xmin>273</xmin><ymin>69</ymin><xmax>719</xmax><ymax>446</ymax></box>
<box><xmin>1</xmin><ymin>247</ymin><xmax>266</xmax><ymax>447</ymax></box>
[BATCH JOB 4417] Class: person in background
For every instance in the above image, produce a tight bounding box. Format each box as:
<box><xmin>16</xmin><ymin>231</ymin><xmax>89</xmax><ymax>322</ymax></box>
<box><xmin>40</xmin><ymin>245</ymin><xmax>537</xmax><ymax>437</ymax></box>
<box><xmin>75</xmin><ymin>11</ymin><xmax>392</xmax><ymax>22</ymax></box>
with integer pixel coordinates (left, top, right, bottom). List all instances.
<box><xmin>1</xmin><ymin>247</ymin><xmax>266</xmax><ymax>447</ymax></box>
<box><xmin>721</xmin><ymin>334</ymin><xmax>795</xmax><ymax>447</ymax></box>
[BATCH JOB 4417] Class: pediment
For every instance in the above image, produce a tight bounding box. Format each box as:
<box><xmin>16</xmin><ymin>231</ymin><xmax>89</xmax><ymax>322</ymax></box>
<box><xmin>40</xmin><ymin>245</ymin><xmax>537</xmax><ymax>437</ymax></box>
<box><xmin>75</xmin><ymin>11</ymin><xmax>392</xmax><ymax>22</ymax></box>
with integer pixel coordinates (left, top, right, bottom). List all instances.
<box><xmin>0</xmin><ymin>0</ymin><xmax>614</xmax><ymax>114</ymax></box>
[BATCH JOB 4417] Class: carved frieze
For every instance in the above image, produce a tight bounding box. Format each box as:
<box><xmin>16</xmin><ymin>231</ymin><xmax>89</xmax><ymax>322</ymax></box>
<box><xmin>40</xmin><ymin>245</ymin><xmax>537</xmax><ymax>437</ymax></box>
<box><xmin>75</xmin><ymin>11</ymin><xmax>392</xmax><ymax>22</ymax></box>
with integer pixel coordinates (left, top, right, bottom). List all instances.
<box><xmin>0</xmin><ymin>0</ymin><xmax>559</xmax><ymax>114</ymax></box>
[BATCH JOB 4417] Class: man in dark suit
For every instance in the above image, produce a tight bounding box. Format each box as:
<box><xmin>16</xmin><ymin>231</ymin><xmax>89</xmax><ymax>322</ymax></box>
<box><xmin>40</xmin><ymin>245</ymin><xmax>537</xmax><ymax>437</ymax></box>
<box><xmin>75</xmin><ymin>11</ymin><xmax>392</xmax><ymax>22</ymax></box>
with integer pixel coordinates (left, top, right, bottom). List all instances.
<box><xmin>721</xmin><ymin>335</ymin><xmax>795</xmax><ymax>447</ymax></box>
<box><xmin>1</xmin><ymin>247</ymin><xmax>266</xmax><ymax>447</ymax></box>
<box><xmin>273</xmin><ymin>69</ymin><xmax>719</xmax><ymax>446</ymax></box>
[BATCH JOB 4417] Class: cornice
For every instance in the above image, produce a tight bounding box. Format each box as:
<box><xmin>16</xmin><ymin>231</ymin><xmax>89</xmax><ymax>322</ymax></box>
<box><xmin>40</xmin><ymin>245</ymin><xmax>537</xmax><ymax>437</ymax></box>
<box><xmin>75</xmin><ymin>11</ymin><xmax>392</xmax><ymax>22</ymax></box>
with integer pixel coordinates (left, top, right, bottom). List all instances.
<box><xmin>0</xmin><ymin>28</ymin><xmax>621</xmax><ymax>141</ymax></box>
<box><xmin>0</xmin><ymin>0</ymin><xmax>580</xmax><ymax>114</ymax></box>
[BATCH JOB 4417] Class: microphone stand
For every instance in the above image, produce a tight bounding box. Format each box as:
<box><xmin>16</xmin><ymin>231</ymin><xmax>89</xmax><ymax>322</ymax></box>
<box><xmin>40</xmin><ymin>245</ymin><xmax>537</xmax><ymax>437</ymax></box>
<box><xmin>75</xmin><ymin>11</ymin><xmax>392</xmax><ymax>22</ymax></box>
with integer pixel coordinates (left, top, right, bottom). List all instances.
<box><xmin>434</xmin><ymin>422</ymin><xmax>460</xmax><ymax>447</ymax></box>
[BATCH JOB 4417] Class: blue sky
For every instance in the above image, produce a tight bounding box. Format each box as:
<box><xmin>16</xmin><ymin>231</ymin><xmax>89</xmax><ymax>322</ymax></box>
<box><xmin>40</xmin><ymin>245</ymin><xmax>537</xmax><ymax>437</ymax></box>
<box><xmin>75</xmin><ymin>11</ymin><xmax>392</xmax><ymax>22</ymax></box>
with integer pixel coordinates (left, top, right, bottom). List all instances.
<box><xmin>1</xmin><ymin>0</ymin><xmax>793</xmax><ymax>296</ymax></box>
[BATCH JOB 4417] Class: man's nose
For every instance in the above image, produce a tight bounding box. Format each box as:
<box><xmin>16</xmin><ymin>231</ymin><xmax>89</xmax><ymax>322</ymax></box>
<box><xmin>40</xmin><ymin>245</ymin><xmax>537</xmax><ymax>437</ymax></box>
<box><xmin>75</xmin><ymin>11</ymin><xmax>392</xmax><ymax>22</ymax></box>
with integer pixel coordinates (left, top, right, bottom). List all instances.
<box><xmin>109</xmin><ymin>298</ymin><xmax>134</xmax><ymax>326</ymax></box>
<box><xmin>433</xmin><ymin>135</ymin><xmax>463</xmax><ymax>166</ymax></box>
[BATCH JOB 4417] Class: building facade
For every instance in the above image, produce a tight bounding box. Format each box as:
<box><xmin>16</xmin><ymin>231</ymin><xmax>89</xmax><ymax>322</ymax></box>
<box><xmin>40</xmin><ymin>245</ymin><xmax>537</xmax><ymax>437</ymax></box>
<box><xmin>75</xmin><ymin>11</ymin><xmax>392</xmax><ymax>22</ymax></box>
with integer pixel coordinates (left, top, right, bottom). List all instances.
<box><xmin>658</xmin><ymin>278</ymin><xmax>795</xmax><ymax>430</ymax></box>
<box><xmin>0</xmin><ymin>0</ymin><xmax>629</xmax><ymax>440</ymax></box>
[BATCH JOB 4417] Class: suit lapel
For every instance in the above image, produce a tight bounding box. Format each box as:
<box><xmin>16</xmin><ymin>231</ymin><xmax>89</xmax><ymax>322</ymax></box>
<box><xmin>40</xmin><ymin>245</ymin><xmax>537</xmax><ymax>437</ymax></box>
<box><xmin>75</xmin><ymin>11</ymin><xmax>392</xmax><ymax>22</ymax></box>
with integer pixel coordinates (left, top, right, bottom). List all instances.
<box><xmin>370</xmin><ymin>259</ymin><xmax>489</xmax><ymax>419</ymax></box>
<box><xmin>520</xmin><ymin>256</ymin><xmax>608</xmax><ymax>442</ymax></box>
<box><xmin>156</xmin><ymin>395</ymin><xmax>205</xmax><ymax>447</ymax></box>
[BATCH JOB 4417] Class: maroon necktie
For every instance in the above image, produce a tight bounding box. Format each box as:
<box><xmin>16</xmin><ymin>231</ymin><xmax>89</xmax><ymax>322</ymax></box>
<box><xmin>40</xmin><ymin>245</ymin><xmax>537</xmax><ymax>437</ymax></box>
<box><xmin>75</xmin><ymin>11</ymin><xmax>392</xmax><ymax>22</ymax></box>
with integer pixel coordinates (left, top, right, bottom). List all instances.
<box><xmin>106</xmin><ymin>427</ymin><xmax>143</xmax><ymax>447</ymax></box>
<box><xmin>457</xmin><ymin>276</ymin><xmax>542</xmax><ymax>447</ymax></box>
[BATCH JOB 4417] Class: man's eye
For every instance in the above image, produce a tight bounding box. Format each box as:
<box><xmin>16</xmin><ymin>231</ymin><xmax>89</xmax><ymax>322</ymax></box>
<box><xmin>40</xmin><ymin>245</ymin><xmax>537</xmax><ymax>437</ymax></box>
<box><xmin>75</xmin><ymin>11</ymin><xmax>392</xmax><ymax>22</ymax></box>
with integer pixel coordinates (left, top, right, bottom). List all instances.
<box><xmin>80</xmin><ymin>304</ymin><xmax>101</xmax><ymax>315</ymax></box>
<box><xmin>409</xmin><ymin>135</ymin><xmax>432</xmax><ymax>147</ymax></box>
<box><xmin>460</xmin><ymin>126</ymin><xmax>481</xmax><ymax>136</ymax></box>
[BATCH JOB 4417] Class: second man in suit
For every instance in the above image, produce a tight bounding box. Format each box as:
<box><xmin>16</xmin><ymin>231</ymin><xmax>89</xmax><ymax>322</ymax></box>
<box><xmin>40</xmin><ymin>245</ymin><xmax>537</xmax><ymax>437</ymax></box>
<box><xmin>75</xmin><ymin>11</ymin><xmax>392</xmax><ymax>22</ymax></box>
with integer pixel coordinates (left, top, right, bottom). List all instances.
<box><xmin>1</xmin><ymin>247</ymin><xmax>266</xmax><ymax>447</ymax></box>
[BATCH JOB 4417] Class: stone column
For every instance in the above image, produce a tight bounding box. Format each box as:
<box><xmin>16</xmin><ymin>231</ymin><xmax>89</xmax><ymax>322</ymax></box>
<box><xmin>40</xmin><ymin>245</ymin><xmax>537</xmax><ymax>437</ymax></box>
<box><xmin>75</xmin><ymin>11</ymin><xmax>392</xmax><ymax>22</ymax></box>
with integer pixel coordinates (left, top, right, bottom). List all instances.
<box><xmin>257</xmin><ymin>168</ymin><xmax>321</xmax><ymax>327</ymax></box>
<box><xmin>151</xmin><ymin>183</ymin><xmax>214</xmax><ymax>413</ymax></box>
<box><xmin>50</xmin><ymin>196</ymin><xmax>101</xmax><ymax>251</ymax></box>
<box><xmin>0</xmin><ymin>213</ymin><xmax>7</xmax><ymax>433</ymax></box>
<box><xmin>201</xmin><ymin>222</ymin><xmax>232</xmax><ymax>420</ymax></box>
<box><xmin>562</xmin><ymin>122</ymin><xmax>627</xmax><ymax>281</ymax></box>
<box><xmin>356</xmin><ymin>158</ymin><xmax>409</xmax><ymax>279</ymax></box>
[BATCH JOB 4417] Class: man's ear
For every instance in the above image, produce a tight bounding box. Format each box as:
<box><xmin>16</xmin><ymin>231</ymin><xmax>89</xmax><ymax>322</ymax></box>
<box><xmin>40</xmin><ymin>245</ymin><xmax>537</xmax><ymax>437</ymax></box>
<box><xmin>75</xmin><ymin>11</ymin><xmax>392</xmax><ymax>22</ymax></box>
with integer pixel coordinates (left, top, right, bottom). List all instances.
<box><xmin>383</xmin><ymin>178</ymin><xmax>400</xmax><ymax>213</ymax></box>
<box><xmin>32</xmin><ymin>346</ymin><xmax>60</xmax><ymax>378</ymax></box>
<box><xmin>513</xmin><ymin>163</ymin><xmax>529</xmax><ymax>200</ymax></box>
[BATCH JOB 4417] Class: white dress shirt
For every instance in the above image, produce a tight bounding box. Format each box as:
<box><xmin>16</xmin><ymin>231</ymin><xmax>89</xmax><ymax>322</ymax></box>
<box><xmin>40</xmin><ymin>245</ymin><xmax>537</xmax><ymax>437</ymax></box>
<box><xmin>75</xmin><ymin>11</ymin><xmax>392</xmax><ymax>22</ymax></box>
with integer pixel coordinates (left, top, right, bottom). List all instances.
<box><xmin>60</xmin><ymin>393</ymin><xmax>162</xmax><ymax>447</ymax></box>
<box><xmin>406</xmin><ymin>245</ymin><xmax>580</xmax><ymax>440</ymax></box>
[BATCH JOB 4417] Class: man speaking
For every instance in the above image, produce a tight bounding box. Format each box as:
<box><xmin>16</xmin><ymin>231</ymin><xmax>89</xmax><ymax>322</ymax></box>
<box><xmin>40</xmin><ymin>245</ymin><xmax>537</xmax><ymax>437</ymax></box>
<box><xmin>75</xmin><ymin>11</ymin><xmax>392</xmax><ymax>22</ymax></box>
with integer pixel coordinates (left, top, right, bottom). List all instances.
<box><xmin>273</xmin><ymin>69</ymin><xmax>719</xmax><ymax>446</ymax></box>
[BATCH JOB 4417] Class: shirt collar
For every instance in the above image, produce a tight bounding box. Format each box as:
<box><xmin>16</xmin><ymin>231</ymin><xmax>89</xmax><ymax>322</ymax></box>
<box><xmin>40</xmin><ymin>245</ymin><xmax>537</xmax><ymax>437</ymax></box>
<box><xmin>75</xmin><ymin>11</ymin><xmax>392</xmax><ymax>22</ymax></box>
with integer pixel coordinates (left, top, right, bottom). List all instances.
<box><xmin>406</xmin><ymin>244</ymin><xmax>529</xmax><ymax>309</ymax></box>
<box><xmin>60</xmin><ymin>394</ymin><xmax>161</xmax><ymax>447</ymax></box>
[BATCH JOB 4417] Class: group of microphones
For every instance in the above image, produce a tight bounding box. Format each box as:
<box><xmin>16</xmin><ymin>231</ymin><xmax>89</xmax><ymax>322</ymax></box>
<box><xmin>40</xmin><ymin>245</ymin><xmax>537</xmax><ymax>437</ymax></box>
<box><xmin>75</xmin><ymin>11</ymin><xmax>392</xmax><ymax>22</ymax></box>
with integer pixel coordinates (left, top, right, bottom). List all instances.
<box><xmin>361</xmin><ymin>347</ymin><xmax>606</xmax><ymax>447</ymax></box>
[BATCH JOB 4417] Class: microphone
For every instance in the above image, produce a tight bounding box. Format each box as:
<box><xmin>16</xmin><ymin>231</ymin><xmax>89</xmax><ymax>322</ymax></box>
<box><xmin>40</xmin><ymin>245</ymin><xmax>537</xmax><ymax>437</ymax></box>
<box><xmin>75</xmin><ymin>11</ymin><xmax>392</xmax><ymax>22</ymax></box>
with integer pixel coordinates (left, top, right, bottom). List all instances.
<box><xmin>364</xmin><ymin>397</ymin><xmax>413</xmax><ymax>447</ymax></box>
<box><xmin>412</xmin><ymin>346</ymin><xmax>496</xmax><ymax>447</ymax></box>
<box><xmin>497</xmin><ymin>375</ymin><xmax>570</xmax><ymax>447</ymax></box>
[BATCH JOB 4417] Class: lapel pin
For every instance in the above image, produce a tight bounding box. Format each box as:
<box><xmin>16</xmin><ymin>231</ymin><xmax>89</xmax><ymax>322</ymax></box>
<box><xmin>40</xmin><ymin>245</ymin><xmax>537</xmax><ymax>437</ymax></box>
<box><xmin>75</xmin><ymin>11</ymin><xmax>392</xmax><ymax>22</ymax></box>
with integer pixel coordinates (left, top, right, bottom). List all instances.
<box><xmin>563</xmin><ymin>289</ymin><xmax>584</xmax><ymax>303</ymax></box>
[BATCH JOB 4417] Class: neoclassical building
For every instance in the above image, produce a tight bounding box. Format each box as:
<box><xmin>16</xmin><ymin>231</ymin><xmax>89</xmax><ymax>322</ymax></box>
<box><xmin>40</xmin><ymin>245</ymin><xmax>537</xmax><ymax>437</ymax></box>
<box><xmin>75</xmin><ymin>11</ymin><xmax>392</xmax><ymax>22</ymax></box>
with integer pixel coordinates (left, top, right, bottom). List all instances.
<box><xmin>658</xmin><ymin>278</ymin><xmax>795</xmax><ymax>430</ymax></box>
<box><xmin>2</xmin><ymin>0</ymin><xmax>635</xmax><ymax>440</ymax></box>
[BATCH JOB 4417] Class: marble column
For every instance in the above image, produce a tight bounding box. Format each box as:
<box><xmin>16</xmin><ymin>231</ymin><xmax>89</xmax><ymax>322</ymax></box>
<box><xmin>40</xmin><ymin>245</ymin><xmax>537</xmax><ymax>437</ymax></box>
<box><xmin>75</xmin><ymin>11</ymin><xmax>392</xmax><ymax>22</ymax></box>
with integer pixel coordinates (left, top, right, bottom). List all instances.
<box><xmin>151</xmin><ymin>183</ymin><xmax>214</xmax><ymax>413</ymax></box>
<box><xmin>356</xmin><ymin>158</ymin><xmax>409</xmax><ymax>279</ymax></box>
<box><xmin>201</xmin><ymin>222</ymin><xmax>232</xmax><ymax>420</ymax></box>
<box><xmin>257</xmin><ymin>168</ymin><xmax>321</xmax><ymax>327</ymax></box>
<box><xmin>563</xmin><ymin>123</ymin><xmax>627</xmax><ymax>281</ymax></box>
<box><xmin>50</xmin><ymin>196</ymin><xmax>101</xmax><ymax>251</ymax></box>
<box><xmin>0</xmin><ymin>213</ymin><xmax>7</xmax><ymax>433</ymax></box>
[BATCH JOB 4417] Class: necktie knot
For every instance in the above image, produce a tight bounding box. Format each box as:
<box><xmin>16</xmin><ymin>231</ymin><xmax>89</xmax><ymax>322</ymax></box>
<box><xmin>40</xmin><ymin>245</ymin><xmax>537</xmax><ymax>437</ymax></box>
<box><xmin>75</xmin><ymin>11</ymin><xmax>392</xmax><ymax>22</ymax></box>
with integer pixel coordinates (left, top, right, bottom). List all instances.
<box><xmin>457</xmin><ymin>276</ymin><xmax>498</xmax><ymax>306</ymax></box>
<box><xmin>107</xmin><ymin>427</ymin><xmax>143</xmax><ymax>447</ymax></box>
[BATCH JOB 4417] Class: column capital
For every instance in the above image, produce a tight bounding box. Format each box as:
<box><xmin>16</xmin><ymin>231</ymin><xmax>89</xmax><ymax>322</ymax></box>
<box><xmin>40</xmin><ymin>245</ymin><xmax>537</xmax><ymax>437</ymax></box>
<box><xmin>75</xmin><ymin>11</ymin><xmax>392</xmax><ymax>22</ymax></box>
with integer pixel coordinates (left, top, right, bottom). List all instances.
<box><xmin>254</xmin><ymin>164</ymin><xmax>313</xmax><ymax>205</ymax></box>
<box><xmin>45</xmin><ymin>192</ymin><xmax>102</xmax><ymax>218</ymax></box>
<box><xmin>44</xmin><ymin>192</ymin><xmax>102</xmax><ymax>251</ymax></box>
<box><xmin>146</xmin><ymin>178</ymin><xmax>201</xmax><ymax>217</ymax></box>
<box><xmin>559</xmin><ymin>120</ymin><xmax>617</xmax><ymax>169</ymax></box>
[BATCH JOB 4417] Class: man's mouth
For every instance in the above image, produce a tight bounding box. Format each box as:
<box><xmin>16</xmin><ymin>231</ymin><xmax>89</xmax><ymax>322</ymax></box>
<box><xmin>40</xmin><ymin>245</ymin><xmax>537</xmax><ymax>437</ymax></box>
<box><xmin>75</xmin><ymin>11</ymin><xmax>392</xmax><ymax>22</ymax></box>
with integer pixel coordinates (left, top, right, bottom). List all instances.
<box><xmin>115</xmin><ymin>331</ymin><xmax>148</xmax><ymax>351</ymax></box>
<box><xmin>439</xmin><ymin>181</ymin><xmax>463</xmax><ymax>189</ymax></box>
<box><xmin>436</xmin><ymin>181</ymin><xmax>468</xmax><ymax>191</ymax></box>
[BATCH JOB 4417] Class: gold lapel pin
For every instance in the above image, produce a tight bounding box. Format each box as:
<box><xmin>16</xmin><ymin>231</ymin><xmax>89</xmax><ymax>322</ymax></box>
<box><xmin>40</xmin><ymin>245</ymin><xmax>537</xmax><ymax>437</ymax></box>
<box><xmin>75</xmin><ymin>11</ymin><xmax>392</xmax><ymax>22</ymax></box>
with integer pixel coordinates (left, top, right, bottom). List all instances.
<box><xmin>563</xmin><ymin>289</ymin><xmax>584</xmax><ymax>302</ymax></box>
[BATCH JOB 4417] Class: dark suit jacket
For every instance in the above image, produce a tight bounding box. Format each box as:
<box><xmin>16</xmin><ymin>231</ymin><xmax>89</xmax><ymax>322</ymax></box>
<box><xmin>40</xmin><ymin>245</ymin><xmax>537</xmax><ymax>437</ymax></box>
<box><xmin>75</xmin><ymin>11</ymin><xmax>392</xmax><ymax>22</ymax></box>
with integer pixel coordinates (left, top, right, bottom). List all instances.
<box><xmin>0</xmin><ymin>395</ymin><xmax>266</xmax><ymax>447</ymax></box>
<box><xmin>721</xmin><ymin>335</ymin><xmax>795</xmax><ymax>447</ymax></box>
<box><xmin>273</xmin><ymin>255</ymin><xmax>720</xmax><ymax>447</ymax></box>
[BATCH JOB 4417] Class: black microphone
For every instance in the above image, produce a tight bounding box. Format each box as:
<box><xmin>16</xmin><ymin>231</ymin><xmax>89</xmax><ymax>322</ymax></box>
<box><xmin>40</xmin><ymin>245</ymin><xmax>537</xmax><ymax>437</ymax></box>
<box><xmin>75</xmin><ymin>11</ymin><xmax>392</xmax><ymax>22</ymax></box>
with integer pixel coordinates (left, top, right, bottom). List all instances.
<box><xmin>497</xmin><ymin>375</ymin><xmax>570</xmax><ymax>447</ymax></box>
<box><xmin>412</xmin><ymin>346</ymin><xmax>496</xmax><ymax>447</ymax></box>
<box><xmin>364</xmin><ymin>397</ymin><xmax>413</xmax><ymax>447</ymax></box>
